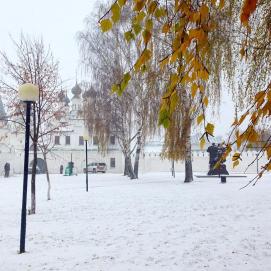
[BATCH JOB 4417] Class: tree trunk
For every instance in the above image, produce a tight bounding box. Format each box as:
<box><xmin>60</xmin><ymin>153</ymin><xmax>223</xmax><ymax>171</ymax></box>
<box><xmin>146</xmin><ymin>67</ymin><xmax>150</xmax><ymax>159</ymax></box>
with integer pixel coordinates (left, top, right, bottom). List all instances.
<box><xmin>43</xmin><ymin>153</ymin><xmax>51</xmax><ymax>200</ymax></box>
<box><xmin>184</xmin><ymin>121</ymin><xmax>193</xmax><ymax>183</ymax></box>
<box><xmin>30</xmin><ymin>140</ymin><xmax>37</xmax><ymax>214</ymax></box>
<box><xmin>124</xmin><ymin>155</ymin><xmax>129</xmax><ymax>176</ymax></box>
<box><xmin>171</xmin><ymin>160</ymin><xmax>175</xmax><ymax>178</ymax></box>
<box><xmin>133</xmin><ymin>133</ymin><xmax>142</xmax><ymax>179</ymax></box>
<box><xmin>127</xmin><ymin>155</ymin><xmax>136</xmax><ymax>179</ymax></box>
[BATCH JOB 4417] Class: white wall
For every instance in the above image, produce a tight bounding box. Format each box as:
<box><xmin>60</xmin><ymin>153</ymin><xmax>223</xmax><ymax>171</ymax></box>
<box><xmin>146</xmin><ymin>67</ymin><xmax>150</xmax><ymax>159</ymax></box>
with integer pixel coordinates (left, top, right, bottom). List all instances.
<box><xmin>136</xmin><ymin>151</ymin><xmax>267</xmax><ymax>174</ymax></box>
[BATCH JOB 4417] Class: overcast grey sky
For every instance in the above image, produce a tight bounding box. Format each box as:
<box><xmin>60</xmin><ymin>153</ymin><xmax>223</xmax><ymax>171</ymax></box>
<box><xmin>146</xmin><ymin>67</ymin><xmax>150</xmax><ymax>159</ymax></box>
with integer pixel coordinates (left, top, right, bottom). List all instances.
<box><xmin>0</xmin><ymin>0</ymin><xmax>95</xmax><ymax>88</ymax></box>
<box><xmin>0</xmin><ymin>0</ymin><xmax>234</xmax><ymax>136</ymax></box>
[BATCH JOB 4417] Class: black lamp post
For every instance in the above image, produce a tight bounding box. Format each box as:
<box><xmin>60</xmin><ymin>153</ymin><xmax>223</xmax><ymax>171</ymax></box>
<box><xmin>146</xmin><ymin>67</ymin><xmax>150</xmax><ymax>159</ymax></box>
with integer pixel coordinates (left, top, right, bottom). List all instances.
<box><xmin>83</xmin><ymin>132</ymin><xmax>89</xmax><ymax>192</ymax></box>
<box><xmin>18</xmin><ymin>83</ymin><xmax>39</xmax><ymax>253</ymax></box>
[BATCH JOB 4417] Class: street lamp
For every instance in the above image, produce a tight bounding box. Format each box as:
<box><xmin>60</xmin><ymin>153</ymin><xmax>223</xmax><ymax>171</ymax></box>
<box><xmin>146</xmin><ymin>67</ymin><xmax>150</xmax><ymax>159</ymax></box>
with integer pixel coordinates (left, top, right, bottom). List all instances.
<box><xmin>83</xmin><ymin>131</ymin><xmax>89</xmax><ymax>192</ymax></box>
<box><xmin>18</xmin><ymin>83</ymin><xmax>39</xmax><ymax>253</ymax></box>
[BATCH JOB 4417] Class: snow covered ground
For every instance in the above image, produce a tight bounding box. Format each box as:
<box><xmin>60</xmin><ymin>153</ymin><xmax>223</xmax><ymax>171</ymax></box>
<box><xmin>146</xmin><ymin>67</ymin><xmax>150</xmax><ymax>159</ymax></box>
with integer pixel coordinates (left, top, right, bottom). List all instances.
<box><xmin>0</xmin><ymin>172</ymin><xmax>271</xmax><ymax>271</ymax></box>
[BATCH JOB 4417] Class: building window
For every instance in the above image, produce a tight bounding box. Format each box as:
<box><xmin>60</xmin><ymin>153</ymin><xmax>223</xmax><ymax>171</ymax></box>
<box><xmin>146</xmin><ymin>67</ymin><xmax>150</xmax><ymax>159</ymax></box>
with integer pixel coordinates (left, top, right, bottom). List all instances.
<box><xmin>79</xmin><ymin>136</ymin><xmax>84</xmax><ymax>146</ymax></box>
<box><xmin>55</xmin><ymin>136</ymin><xmax>60</xmax><ymax>145</ymax></box>
<box><xmin>110</xmin><ymin>158</ymin><xmax>116</xmax><ymax>168</ymax></box>
<box><xmin>110</xmin><ymin>135</ymin><xmax>115</xmax><ymax>145</ymax></box>
<box><xmin>93</xmin><ymin>136</ymin><xmax>98</xmax><ymax>145</ymax></box>
<box><xmin>65</xmin><ymin>136</ymin><xmax>70</xmax><ymax>145</ymax></box>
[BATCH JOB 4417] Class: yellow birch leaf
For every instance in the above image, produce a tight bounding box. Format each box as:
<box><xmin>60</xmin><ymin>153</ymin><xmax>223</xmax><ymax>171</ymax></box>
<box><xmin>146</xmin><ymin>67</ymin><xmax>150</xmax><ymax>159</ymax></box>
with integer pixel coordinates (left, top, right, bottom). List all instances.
<box><xmin>266</xmin><ymin>146</ymin><xmax>271</xmax><ymax>159</ymax></box>
<box><xmin>191</xmin><ymin>72</ymin><xmax>197</xmax><ymax>81</ymax></box>
<box><xmin>262</xmin><ymin>102</ymin><xmax>270</xmax><ymax>117</ymax></box>
<box><xmin>200</xmin><ymin>137</ymin><xmax>206</xmax><ymax>150</ymax></box>
<box><xmin>199</xmin><ymin>85</ymin><xmax>204</xmax><ymax>93</ymax></box>
<box><xmin>111</xmin><ymin>84</ymin><xmax>120</xmax><ymax>93</ymax></box>
<box><xmin>240</xmin><ymin>47</ymin><xmax>246</xmax><ymax>58</ymax></box>
<box><xmin>180</xmin><ymin>41</ymin><xmax>190</xmax><ymax>53</ymax></box>
<box><xmin>154</xmin><ymin>7</ymin><xmax>166</xmax><ymax>18</ymax></box>
<box><xmin>240</xmin><ymin>0</ymin><xmax>258</xmax><ymax>26</ymax></box>
<box><xmin>238</xmin><ymin>112</ymin><xmax>248</xmax><ymax>125</ymax></box>
<box><xmin>189</xmin><ymin>29</ymin><xmax>206</xmax><ymax>41</ymax></box>
<box><xmin>170</xmin><ymin>49</ymin><xmax>180</xmax><ymax>64</ymax></box>
<box><xmin>148</xmin><ymin>1</ymin><xmax>158</xmax><ymax>14</ymax></box>
<box><xmin>198</xmin><ymin>70</ymin><xmax>209</xmax><ymax>81</ymax></box>
<box><xmin>219</xmin><ymin>0</ymin><xmax>225</xmax><ymax>9</ymax></box>
<box><xmin>181</xmin><ymin>74</ymin><xmax>191</xmax><ymax>84</ymax></box>
<box><xmin>100</xmin><ymin>19</ymin><xmax>113</xmax><ymax>32</ymax></box>
<box><xmin>232</xmin><ymin>152</ymin><xmax>240</xmax><ymax>161</ymax></box>
<box><xmin>199</xmin><ymin>4</ymin><xmax>209</xmax><ymax>21</ymax></box>
<box><xmin>124</xmin><ymin>31</ymin><xmax>134</xmax><ymax>42</ymax></box>
<box><xmin>170</xmin><ymin>73</ymin><xmax>179</xmax><ymax>87</ymax></box>
<box><xmin>197</xmin><ymin>114</ymin><xmax>204</xmax><ymax>125</ymax></box>
<box><xmin>134</xmin><ymin>0</ymin><xmax>145</xmax><ymax>11</ymax></box>
<box><xmin>205</xmin><ymin>123</ymin><xmax>214</xmax><ymax>136</ymax></box>
<box><xmin>248</xmin><ymin>129</ymin><xmax>259</xmax><ymax>143</ymax></box>
<box><xmin>132</xmin><ymin>23</ymin><xmax>142</xmax><ymax>35</ymax></box>
<box><xmin>134</xmin><ymin>11</ymin><xmax>146</xmax><ymax>23</ymax></box>
<box><xmin>236</xmin><ymin>136</ymin><xmax>242</xmax><ymax>149</ymax></box>
<box><xmin>111</xmin><ymin>3</ymin><xmax>121</xmax><ymax>23</ymax></box>
<box><xmin>143</xmin><ymin>29</ymin><xmax>152</xmax><ymax>45</ymax></box>
<box><xmin>203</xmin><ymin>96</ymin><xmax>208</xmax><ymax>107</ymax></box>
<box><xmin>145</xmin><ymin>19</ymin><xmax>153</xmax><ymax>31</ymax></box>
<box><xmin>191</xmin><ymin>83</ymin><xmax>198</xmax><ymax>98</ymax></box>
<box><xmin>162</xmin><ymin>23</ymin><xmax>170</xmax><ymax>33</ymax></box>
<box><xmin>192</xmin><ymin>12</ymin><xmax>201</xmax><ymax>22</ymax></box>
<box><xmin>255</xmin><ymin>90</ymin><xmax>265</xmax><ymax>101</ymax></box>
<box><xmin>118</xmin><ymin>0</ymin><xmax>127</xmax><ymax>7</ymax></box>
<box><xmin>134</xmin><ymin>49</ymin><xmax>152</xmax><ymax>72</ymax></box>
<box><xmin>233</xmin><ymin>160</ymin><xmax>239</xmax><ymax>168</ymax></box>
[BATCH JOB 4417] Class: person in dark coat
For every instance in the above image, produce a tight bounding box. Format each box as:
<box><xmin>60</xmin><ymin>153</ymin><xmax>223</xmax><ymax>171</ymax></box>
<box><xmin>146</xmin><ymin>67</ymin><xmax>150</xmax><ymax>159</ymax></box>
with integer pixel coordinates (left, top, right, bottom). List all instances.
<box><xmin>4</xmin><ymin>162</ymin><xmax>10</xmax><ymax>178</ymax></box>
<box><xmin>60</xmin><ymin>165</ymin><xmax>63</xmax><ymax>174</ymax></box>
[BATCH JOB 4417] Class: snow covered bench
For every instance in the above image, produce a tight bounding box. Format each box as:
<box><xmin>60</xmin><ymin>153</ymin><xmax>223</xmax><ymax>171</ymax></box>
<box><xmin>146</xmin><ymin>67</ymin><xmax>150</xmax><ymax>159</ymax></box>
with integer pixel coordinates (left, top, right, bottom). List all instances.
<box><xmin>195</xmin><ymin>175</ymin><xmax>247</xmax><ymax>183</ymax></box>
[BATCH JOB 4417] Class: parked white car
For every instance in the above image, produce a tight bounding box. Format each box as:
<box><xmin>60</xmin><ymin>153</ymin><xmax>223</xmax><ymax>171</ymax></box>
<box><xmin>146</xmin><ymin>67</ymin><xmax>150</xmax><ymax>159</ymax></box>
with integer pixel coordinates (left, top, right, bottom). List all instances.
<box><xmin>83</xmin><ymin>162</ymin><xmax>107</xmax><ymax>173</ymax></box>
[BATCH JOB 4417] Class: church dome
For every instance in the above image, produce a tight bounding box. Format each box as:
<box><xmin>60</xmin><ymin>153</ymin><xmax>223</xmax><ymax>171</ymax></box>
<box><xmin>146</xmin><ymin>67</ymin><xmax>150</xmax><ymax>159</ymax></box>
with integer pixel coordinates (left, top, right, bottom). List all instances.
<box><xmin>71</xmin><ymin>83</ymin><xmax>82</xmax><ymax>98</ymax></box>
<box><xmin>82</xmin><ymin>86</ymin><xmax>96</xmax><ymax>99</ymax></box>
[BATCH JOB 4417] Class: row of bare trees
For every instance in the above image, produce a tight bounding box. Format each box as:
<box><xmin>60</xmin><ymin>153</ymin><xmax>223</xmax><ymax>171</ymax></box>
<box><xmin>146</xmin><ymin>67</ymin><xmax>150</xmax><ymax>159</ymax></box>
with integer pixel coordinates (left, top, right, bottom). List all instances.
<box><xmin>78</xmin><ymin>5</ymin><xmax>162</xmax><ymax>179</ymax></box>
<box><xmin>78</xmin><ymin>3</ymin><xmax>207</xmax><ymax>182</ymax></box>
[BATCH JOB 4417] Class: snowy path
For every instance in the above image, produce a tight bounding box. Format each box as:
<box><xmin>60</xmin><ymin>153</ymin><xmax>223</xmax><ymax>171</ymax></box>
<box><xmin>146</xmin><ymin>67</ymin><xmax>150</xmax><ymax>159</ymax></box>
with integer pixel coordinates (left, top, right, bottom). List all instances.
<box><xmin>0</xmin><ymin>173</ymin><xmax>271</xmax><ymax>271</ymax></box>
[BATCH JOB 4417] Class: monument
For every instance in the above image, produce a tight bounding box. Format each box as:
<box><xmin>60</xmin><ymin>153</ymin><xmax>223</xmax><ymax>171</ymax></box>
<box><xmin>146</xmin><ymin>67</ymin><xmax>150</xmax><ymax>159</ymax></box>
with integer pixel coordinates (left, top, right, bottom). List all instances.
<box><xmin>207</xmin><ymin>143</ymin><xmax>229</xmax><ymax>175</ymax></box>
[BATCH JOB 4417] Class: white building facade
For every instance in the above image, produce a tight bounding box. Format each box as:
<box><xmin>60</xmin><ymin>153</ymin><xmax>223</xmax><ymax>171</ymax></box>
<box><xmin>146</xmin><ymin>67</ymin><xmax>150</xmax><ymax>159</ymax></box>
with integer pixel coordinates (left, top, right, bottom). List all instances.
<box><xmin>0</xmin><ymin>84</ymin><xmax>266</xmax><ymax>176</ymax></box>
<box><xmin>0</xmin><ymin>84</ymin><xmax>123</xmax><ymax>175</ymax></box>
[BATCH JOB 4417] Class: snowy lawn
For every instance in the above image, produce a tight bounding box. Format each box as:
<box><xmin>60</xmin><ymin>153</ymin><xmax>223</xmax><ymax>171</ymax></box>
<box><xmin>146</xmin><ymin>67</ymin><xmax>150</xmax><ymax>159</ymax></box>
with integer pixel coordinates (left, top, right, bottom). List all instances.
<box><xmin>0</xmin><ymin>172</ymin><xmax>271</xmax><ymax>271</ymax></box>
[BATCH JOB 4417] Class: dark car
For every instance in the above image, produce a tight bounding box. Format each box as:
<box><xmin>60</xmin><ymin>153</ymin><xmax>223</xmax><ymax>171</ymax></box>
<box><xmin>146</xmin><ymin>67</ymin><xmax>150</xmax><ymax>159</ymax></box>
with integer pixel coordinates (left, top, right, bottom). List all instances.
<box><xmin>28</xmin><ymin>165</ymin><xmax>42</xmax><ymax>174</ymax></box>
<box><xmin>83</xmin><ymin>162</ymin><xmax>107</xmax><ymax>173</ymax></box>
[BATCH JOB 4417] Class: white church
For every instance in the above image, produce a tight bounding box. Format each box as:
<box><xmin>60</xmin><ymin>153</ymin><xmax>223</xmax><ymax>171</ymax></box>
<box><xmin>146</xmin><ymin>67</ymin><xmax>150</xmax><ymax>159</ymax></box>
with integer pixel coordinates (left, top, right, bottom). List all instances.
<box><xmin>0</xmin><ymin>83</ymin><xmax>264</xmax><ymax>176</ymax></box>
<box><xmin>0</xmin><ymin>83</ymin><xmax>123</xmax><ymax>175</ymax></box>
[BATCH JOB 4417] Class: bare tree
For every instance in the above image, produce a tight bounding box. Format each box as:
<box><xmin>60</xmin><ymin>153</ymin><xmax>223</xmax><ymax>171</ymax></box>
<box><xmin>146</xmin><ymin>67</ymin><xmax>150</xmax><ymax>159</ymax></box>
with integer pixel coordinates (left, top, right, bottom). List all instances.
<box><xmin>0</xmin><ymin>34</ymin><xmax>66</xmax><ymax>213</ymax></box>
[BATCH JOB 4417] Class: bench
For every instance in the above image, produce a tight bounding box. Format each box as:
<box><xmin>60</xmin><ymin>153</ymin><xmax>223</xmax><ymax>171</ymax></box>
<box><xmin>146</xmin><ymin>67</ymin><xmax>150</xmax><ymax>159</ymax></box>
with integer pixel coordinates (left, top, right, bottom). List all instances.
<box><xmin>195</xmin><ymin>175</ymin><xmax>247</xmax><ymax>183</ymax></box>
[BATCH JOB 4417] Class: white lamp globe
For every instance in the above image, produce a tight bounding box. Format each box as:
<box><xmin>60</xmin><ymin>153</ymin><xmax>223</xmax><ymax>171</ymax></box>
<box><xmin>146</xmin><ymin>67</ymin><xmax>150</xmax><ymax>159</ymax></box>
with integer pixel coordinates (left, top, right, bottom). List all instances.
<box><xmin>18</xmin><ymin>83</ymin><xmax>39</xmax><ymax>102</ymax></box>
<box><xmin>83</xmin><ymin>130</ymin><xmax>90</xmax><ymax>141</ymax></box>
